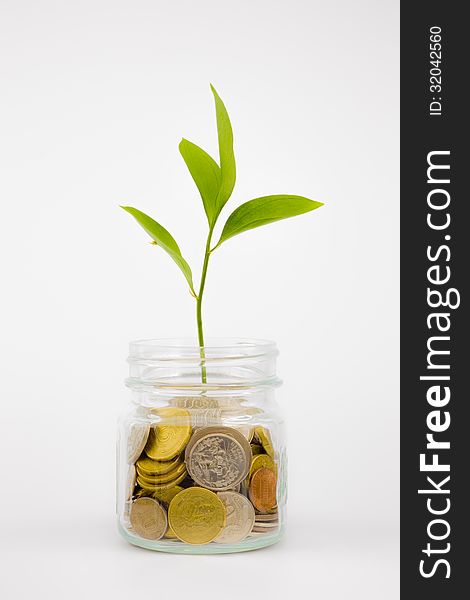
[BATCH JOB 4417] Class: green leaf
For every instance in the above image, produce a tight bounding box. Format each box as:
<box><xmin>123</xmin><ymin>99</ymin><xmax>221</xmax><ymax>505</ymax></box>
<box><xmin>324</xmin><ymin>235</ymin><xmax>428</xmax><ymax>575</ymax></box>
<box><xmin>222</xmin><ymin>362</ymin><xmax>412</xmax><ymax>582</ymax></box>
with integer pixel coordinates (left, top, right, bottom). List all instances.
<box><xmin>121</xmin><ymin>206</ymin><xmax>195</xmax><ymax>294</ymax></box>
<box><xmin>215</xmin><ymin>195</ymin><xmax>324</xmax><ymax>247</ymax></box>
<box><xmin>179</xmin><ymin>138</ymin><xmax>221</xmax><ymax>226</ymax></box>
<box><xmin>210</xmin><ymin>84</ymin><xmax>236</xmax><ymax>216</ymax></box>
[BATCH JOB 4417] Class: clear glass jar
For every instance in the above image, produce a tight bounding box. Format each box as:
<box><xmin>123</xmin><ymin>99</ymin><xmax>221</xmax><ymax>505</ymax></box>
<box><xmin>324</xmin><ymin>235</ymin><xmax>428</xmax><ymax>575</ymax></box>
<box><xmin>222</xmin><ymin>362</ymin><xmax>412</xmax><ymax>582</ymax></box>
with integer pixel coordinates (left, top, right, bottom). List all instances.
<box><xmin>116</xmin><ymin>338</ymin><xmax>286</xmax><ymax>554</ymax></box>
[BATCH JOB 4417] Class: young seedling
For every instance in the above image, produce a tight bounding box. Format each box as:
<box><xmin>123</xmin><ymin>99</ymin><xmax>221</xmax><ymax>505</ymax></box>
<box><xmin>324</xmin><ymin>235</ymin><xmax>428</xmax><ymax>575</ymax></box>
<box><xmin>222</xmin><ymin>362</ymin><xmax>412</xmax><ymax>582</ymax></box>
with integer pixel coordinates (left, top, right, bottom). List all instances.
<box><xmin>121</xmin><ymin>85</ymin><xmax>323</xmax><ymax>382</ymax></box>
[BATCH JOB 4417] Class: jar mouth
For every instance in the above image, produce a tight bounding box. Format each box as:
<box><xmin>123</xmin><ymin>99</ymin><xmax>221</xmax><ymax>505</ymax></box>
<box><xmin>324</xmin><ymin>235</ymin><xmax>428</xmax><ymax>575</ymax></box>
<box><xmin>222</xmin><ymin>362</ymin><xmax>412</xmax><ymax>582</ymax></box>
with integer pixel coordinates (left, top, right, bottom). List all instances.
<box><xmin>127</xmin><ymin>338</ymin><xmax>280</xmax><ymax>392</ymax></box>
<box><xmin>128</xmin><ymin>338</ymin><xmax>278</xmax><ymax>362</ymax></box>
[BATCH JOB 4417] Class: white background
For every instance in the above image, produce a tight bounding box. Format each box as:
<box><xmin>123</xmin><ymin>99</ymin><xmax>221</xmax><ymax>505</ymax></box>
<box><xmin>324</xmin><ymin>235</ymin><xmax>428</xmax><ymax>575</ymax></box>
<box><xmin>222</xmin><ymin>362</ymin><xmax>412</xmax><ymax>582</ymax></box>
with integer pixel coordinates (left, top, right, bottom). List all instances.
<box><xmin>0</xmin><ymin>1</ymin><xmax>399</xmax><ymax>598</ymax></box>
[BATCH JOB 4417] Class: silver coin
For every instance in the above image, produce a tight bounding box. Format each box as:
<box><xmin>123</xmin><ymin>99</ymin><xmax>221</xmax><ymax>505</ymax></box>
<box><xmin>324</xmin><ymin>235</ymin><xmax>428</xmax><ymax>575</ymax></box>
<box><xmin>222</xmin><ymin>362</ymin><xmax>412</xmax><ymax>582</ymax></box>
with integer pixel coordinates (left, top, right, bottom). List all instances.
<box><xmin>123</xmin><ymin>499</ymin><xmax>132</xmax><ymax>527</ymax></box>
<box><xmin>185</xmin><ymin>426</ymin><xmax>251</xmax><ymax>491</ymax></box>
<box><xmin>251</xmin><ymin>527</ymin><xmax>278</xmax><ymax>534</ymax></box>
<box><xmin>170</xmin><ymin>396</ymin><xmax>219</xmax><ymax>409</ymax></box>
<box><xmin>255</xmin><ymin>514</ymin><xmax>279</xmax><ymax>522</ymax></box>
<box><xmin>129</xmin><ymin>497</ymin><xmax>168</xmax><ymax>540</ymax></box>
<box><xmin>125</xmin><ymin>464</ymin><xmax>136</xmax><ymax>501</ymax></box>
<box><xmin>253</xmin><ymin>521</ymin><xmax>279</xmax><ymax>529</ymax></box>
<box><xmin>191</xmin><ymin>407</ymin><xmax>224</xmax><ymax>428</ymax></box>
<box><xmin>127</xmin><ymin>422</ymin><xmax>150</xmax><ymax>464</ymax></box>
<box><xmin>222</xmin><ymin>422</ymin><xmax>254</xmax><ymax>441</ymax></box>
<box><xmin>170</xmin><ymin>396</ymin><xmax>237</xmax><ymax>410</ymax></box>
<box><xmin>214</xmin><ymin>491</ymin><xmax>256</xmax><ymax>544</ymax></box>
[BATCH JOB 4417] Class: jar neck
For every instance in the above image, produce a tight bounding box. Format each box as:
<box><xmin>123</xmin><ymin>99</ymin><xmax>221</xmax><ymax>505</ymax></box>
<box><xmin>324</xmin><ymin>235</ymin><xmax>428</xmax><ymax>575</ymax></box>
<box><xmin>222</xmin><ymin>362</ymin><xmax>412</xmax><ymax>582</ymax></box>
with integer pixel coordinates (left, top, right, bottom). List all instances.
<box><xmin>126</xmin><ymin>338</ymin><xmax>281</xmax><ymax>396</ymax></box>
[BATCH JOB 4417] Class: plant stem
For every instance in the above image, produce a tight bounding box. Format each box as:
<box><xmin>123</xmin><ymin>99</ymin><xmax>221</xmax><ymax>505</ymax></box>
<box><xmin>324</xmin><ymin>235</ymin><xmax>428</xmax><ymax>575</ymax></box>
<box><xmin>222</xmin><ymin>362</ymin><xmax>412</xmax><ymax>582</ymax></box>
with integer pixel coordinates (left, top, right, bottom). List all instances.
<box><xmin>196</xmin><ymin>226</ymin><xmax>214</xmax><ymax>383</ymax></box>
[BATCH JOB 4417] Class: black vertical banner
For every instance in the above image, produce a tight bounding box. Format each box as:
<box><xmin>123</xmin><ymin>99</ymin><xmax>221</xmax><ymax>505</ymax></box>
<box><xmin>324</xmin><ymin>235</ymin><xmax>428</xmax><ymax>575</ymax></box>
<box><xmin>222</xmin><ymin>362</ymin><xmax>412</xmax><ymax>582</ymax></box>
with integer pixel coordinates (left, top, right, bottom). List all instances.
<box><xmin>401</xmin><ymin>2</ymin><xmax>468</xmax><ymax>598</ymax></box>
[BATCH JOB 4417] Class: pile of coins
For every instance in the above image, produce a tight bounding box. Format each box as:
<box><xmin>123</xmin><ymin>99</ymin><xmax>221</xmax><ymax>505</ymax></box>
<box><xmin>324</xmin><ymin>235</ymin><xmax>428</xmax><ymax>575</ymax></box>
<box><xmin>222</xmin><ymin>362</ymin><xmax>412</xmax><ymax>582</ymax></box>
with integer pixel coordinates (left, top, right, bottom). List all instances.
<box><xmin>124</xmin><ymin>405</ymin><xmax>279</xmax><ymax>545</ymax></box>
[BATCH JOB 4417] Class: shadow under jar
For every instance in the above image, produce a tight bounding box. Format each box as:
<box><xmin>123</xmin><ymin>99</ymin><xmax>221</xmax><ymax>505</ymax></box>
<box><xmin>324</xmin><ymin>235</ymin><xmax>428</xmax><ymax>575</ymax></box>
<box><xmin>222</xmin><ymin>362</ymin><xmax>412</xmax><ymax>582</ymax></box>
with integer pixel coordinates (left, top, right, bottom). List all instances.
<box><xmin>117</xmin><ymin>338</ymin><xmax>287</xmax><ymax>554</ymax></box>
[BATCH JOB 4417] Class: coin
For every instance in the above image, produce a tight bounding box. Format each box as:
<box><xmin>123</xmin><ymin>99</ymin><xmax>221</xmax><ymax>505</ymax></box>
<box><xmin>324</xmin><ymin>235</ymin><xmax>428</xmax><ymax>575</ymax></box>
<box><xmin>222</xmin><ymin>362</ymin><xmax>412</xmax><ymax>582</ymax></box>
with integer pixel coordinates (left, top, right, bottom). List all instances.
<box><xmin>220</xmin><ymin>410</ymin><xmax>254</xmax><ymax>442</ymax></box>
<box><xmin>256</xmin><ymin>505</ymin><xmax>278</xmax><ymax>514</ymax></box>
<box><xmin>136</xmin><ymin>454</ymin><xmax>181</xmax><ymax>476</ymax></box>
<box><xmin>251</xmin><ymin>525</ymin><xmax>278</xmax><ymax>533</ymax></box>
<box><xmin>168</xmin><ymin>487</ymin><xmax>226</xmax><ymax>544</ymax></box>
<box><xmin>170</xmin><ymin>396</ymin><xmax>223</xmax><ymax>410</ymax></box>
<box><xmin>133</xmin><ymin>487</ymin><xmax>153</xmax><ymax>499</ymax></box>
<box><xmin>190</xmin><ymin>407</ymin><xmax>223</xmax><ymax>428</ymax></box>
<box><xmin>129</xmin><ymin>497</ymin><xmax>168</xmax><ymax>540</ymax></box>
<box><xmin>133</xmin><ymin>484</ymin><xmax>186</xmax><ymax>500</ymax></box>
<box><xmin>152</xmin><ymin>485</ymin><xmax>184</xmax><ymax>505</ymax></box>
<box><xmin>137</xmin><ymin>469</ymin><xmax>187</xmax><ymax>492</ymax></box>
<box><xmin>144</xmin><ymin>408</ymin><xmax>192</xmax><ymax>461</ymax></box>
<box><xmin>249</xmin><ymin>467</ymin><xmax>277</xmax><ymax>512</ymax></box>
<box><xmin>254</xmin><ymin>426</ymin><xmax>275</xmax><ymax>458</ymax></box>
<box><xmin>136</xmin><ymin>461</ymin><xmax>187</xmax><ymax>486</ymax></box>
<box><xmin>127</xmin><ymin>422</ymin><xmax>150</xmax><ymax>464</ymax></box>
<box><xmin>123</xmin><ymin>499</ymin><xmax>132</xmax><ymax>525</ymax></box>
<box><xmin>185</xmin><ymin>426</ymin><xmax>251</xmax><ymax>491</ymax></box>
<box><xmin>164</xmin><ymin>523</ymin><xmax>178</xmax><ymax>539</ymax></box>
<box><xmin>253</xmin><ymin>521</ymin><xmax>279</xmax><ymax>529</ymax></box>
<box><xmin>126</xmin><ymin>464</ymin><xmax>136</xmax><ymax>501</ymax></box>
<box><xmin>249</xmin><ymin>525</ymin><xmax>278</xmax><ymax>535</ymax></box>
<box><xmin>214</xmin><ymin>491</ymin><xmax>255</xmax><ymax>544</ymax></box>
<box><xmin>251</xmin><ymin>444</ymin><xmax>263</xmax><ymax>455</ymax></box>
<box><xmin>255</xmin><ymin>512</ymin><xmax>279</xmax><ymax>522</ymax></box>
<box><xmin>239</xmin><ymin>480</ymin><xmax>250</xmax><ymax>498</ymax></box>
<box><xmin>229</xmin><ymin>424</ymin><xmax>254</xmax><ymax>441</ymax></box>
<box><xmin>249</xmin><ymin>454</ymin><xmax>277</xmax><ymax>479</ymax></box>
<box><xmin>222</xmin><ymin>404</ymin><xmax>261</xmax><ymax>417</ymax></box>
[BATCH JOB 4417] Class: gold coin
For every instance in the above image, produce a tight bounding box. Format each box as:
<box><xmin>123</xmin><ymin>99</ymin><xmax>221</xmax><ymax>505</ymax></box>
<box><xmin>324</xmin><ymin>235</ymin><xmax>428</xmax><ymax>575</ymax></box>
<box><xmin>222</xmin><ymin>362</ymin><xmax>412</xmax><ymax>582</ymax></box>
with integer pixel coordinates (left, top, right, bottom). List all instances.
<box><xmin>133</xmin><ymin>487</ymin><xmax>153</xmax><ymax>499</ymax></box>
<box><xmin>129</xmin><ymin>497</ymin><xmax>168</xmax><ymax>540</ymax></box>
<box><xmin>168</xmin><ymin>487</ymin><xmax>226</xmax><ymax>544</ymax></box>
<box><xmin>136</xmin><ymin>454</ymin><xmax>181</xmax><ymax>476</ymax></box>
<box><xmin>249</xmin><ymin>467</ymin><xmax>277</xmax><ymax>512</ymax></box>
<box><xmin>145</xmin><ymin>408</ymin><xmax>192</xmax><ymax>461</ymax></box>
<box><xmin>249</xmin><ymin>454</ymin><xmax>277</xmax><ymax>479</ymax></box>
<box><xmin>164</xmin><ymin>523</ymin><xmax>178</xmax><ymax>539</ymax></box>
<box><xmin>254</xmin><ymin>426</ymin><xmax>274</xmax><ymax>457</ymax></box>
<box><xmin>152</xmin><ymin>485</ymin><xmax>184</xmax><ymax>505</ymax></box>
<box><xmin>137</xmin><ymin>469</ymin><xmax>187</xmax><ymax>492</ymax></box>
<box><xmin>136</xmin><ymin>461</ymin><xmax>187</xmax><ymax>486</ymax></box>
<box><xmin>134</xmin><ymin>485</ymin><xmax>187</xmax><ymax>501</ymax></box>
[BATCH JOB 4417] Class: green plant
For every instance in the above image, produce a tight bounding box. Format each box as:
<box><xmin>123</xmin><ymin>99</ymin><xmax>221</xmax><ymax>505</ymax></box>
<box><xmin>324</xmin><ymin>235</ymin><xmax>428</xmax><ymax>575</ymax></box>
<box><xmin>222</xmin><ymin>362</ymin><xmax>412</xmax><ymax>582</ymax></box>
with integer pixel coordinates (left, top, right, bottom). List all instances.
<box><xmin>121</xmin><ymin>85</ymin><xmax>323</xmax><ymax>381</ymax></box>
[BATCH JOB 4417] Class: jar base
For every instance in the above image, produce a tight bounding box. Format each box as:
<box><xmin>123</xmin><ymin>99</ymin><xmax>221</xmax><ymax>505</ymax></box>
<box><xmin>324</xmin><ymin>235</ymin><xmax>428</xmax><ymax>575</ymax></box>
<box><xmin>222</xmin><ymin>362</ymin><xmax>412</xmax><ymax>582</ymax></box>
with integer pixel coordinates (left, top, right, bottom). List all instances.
<box><xmin>118</xmin><ymin>520</ymin><xmax>284</xmax><ymax>554</ymax></box>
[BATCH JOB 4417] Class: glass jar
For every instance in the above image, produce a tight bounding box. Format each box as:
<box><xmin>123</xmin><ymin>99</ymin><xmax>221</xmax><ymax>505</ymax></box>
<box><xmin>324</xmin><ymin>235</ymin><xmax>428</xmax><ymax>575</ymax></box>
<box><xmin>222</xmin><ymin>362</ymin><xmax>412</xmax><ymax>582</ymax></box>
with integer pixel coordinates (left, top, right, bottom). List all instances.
<box><xmin>116</xmin><ymin>338</ymin><xmax>286</xmax><ymax>554</ymax></box>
